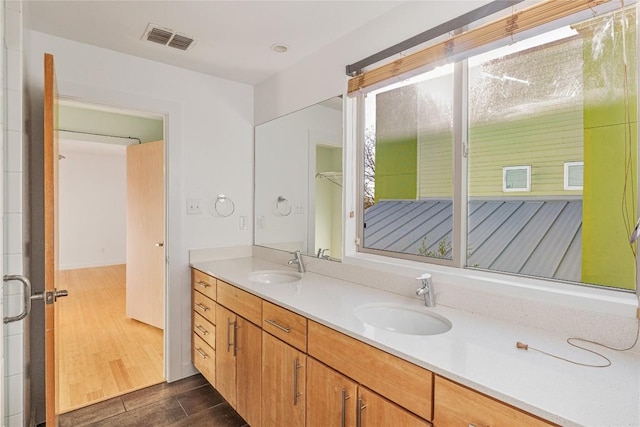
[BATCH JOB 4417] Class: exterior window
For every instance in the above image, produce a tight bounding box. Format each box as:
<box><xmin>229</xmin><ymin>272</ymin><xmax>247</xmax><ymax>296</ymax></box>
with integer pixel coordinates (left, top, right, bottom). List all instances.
<box><xmin>360</xmin><ymin>5</ymin><xmax>637</xmax><ymax>291</ymax></box>
<box><xmin>503</xmin><ymin>166</ymin><xmax>531</xmax><ymax>192</ymax></box>
<box><xmin>564</xmin><ymin>162</ymin><xmax>584</xmax><ymax>190</ymax></box>
<box><xmin>362</xmin><ymin>65</ymin><xmax>455</xmax><ymax>261</ymax></box>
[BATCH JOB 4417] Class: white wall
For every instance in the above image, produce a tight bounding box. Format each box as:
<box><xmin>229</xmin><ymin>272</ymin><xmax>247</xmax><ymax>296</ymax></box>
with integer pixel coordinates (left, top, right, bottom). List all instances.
<box><xmin>3</xmin><ymin>0</ymin><xmax>27</xmax><ymax>426</ymax></box>
<box><xmin>254</xmin><ymin>1</ymin><xmax>492</xmax><ymax>124</ymax></box>
<box><xmin>58</xmin><ymin>142</ymin><xmax>127</xmax><ymax>270</ymax></box>
<box><xmin>26</xmin><ymin>30</ymin><xmax>254</xmax><ymax>410</ymax></box>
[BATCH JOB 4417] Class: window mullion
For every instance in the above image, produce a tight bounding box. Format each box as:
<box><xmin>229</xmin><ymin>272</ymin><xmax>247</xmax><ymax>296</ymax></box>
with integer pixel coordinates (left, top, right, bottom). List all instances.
<box><xmin>453</xmin><ymin>60</ymin><xmax>468</xmax><ymax>268</ymax></box>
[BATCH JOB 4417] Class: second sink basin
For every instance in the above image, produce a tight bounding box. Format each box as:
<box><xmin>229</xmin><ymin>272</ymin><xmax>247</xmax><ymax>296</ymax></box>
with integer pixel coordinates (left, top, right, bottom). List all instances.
<box><xmin>248</xmin><ymin>270</ymin><xmax>303</xmax><ymax>284</ymax></box>
<box><xmin>354</xmin><ymin>303</ymin><xmax>452</xmax><ymax>336</ymax></box>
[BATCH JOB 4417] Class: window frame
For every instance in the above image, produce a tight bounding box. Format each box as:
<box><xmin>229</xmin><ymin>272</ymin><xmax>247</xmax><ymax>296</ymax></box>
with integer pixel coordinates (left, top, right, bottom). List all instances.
<box><xmin>502</xmin><ymin>166</ymin><xmax>532</xmax><ymax>192</ymax></box>
<box><xmin>353</xmin><ymin>1</ymin><xmax>639</xmax><ymax>295</ymax></box>
<box><xmin>564</xmin><ymin>161</ymin><xmax>584</xmax><ymax>191</ymax></box>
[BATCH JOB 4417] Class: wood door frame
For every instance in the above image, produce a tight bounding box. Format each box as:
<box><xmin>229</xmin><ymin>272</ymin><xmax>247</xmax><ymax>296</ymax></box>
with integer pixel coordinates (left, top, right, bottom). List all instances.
<box><xmin>49</xmin><ymin>87</ymin><xmax>185</xmax><ymax>395</ymax></box>
<box><xmin>32</xmin><ymin>74</ymin><xmax>193</xmax><ymax>418</ymax></box>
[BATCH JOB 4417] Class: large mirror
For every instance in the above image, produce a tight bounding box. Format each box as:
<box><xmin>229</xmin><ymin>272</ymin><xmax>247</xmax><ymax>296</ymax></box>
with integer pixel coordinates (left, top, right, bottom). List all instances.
<box><xmin>255</xmin><ymin>96</ymin><xmax>343</xmax><ymax>260</ymax></box>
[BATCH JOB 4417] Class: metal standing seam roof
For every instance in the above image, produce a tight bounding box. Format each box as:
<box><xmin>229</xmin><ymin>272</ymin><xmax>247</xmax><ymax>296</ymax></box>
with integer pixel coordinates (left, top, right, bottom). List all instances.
<box><xmin>363</xmin><ymin>199</ymin><xmax>582</xmax><ymax>282</ymax></box>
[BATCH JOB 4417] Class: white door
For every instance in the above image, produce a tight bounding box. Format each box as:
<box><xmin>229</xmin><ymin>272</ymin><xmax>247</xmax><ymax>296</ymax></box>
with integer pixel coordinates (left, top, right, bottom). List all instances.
<box><xmin>126</xmin><ymin>140</ymin><xmax>165</xmax><ymax>329</ymax></box>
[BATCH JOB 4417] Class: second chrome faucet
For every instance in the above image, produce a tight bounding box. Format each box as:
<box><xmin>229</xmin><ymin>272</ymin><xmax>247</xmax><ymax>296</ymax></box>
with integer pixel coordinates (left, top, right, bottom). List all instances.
<box><xmin>416</xmin><ymin>273</ymin><xmax>435</xmax><ymax>307</ymax></box>
<box><xmin>288</xmin><ymin>250</ymin><xmax>306</xmax><ymax>273</ymax></box>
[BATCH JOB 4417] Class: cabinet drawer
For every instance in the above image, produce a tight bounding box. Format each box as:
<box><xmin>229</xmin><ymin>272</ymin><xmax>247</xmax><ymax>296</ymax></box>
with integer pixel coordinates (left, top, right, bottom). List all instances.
<box><xmin>308</xmin><ymin>320</ymin><xmax>433</xmax><ymax>421</ymax></box>
<box><xmin>262</xmin><ymin>300</ymin><xmax>307</xmax><ymax>352</ymax></box>
<box><xmin>433</xmin><ymin>376</ymin><xmax>555</xmax><ymax>427</ymax></box>
<box><xmin>193</xmin><ymin>333</ymin><xmax>216</xmax><ymax>386</ymax></box>
<box><xmin>217</xmin><ymin>280</ymin><xmax>262</xmax><ymax>325</ymax></box>
<box><xmin>193</xmin><ymin>312</ymin><xmax>216</xmax><ymax>349</ymax></box>
<box><xmin>192</xmin><ymin>269</ymin><xmax>216</xmax><ymax>301</ymax></box>
<box><xmin>193</xmin><ymin>291</ymin><xmax>216</xmax><ymax>325</ymax></box>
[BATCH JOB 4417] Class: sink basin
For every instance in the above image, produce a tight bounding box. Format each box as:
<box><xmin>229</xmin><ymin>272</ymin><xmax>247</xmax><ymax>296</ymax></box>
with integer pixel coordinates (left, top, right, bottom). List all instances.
<box><xmin>248</xmin><ymin>270</ymin><xmax>302</xmax><ymax>284</ymax></box>
<box><xmin>354</xmin><ymin>304</ymin><xmax>452</xmax><ymax>336</ymax></box>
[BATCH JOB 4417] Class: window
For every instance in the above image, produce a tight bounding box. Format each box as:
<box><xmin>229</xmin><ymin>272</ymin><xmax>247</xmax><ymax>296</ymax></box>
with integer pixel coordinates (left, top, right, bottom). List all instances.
<box><xmin>503</xmin><ymin>166</ymin><xmax>531</xmax><ymax>192</ymax></box>
<box><xmin>358</xmin><ymin>4</ymin><xmax>637</xmax><ymax>291</ymax></box>
<box><xmin>564</xmin><ymin>162</ymin><xmax>584</xmax><ymax>190</ymax></box>
<box><xmin>362</xmin><ymin>65</ymin><xmax>455</xmax><ymax>261</ymax></box>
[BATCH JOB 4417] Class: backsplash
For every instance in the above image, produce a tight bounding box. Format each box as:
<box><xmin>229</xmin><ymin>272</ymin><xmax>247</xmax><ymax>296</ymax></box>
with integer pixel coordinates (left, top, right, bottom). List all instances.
<box><xmin>252</xmin><ymin>246</ymin><xmax>640</xmax><ymax>353</ymax></box>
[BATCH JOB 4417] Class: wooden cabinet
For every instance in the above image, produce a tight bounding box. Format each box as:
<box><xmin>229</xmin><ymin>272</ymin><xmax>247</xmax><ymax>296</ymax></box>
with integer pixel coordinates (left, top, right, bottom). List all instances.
<box><xmin>433</xmin><ymin>376</ymin><xmax>555</xmax><ymax>427</ymax></box>
<box><xmin>307</xmin><ymin>320</ymin><xmax>433</xmax><ymax>421</ymax></box>
<box><xmin>191</xmin><ymin>269</ymin><xmax>217</xmax><ymax>386</ymax></box>
<box><xmin>193</xmin><ymin>269</ymin><xmax>216</xmax><ymax>300</ymax></box>
<box><xmin>262</xmin><ymin>331</ymin><xmax>306</xmax><ymax>427</ymax></box>
<box><xmin>215</xmin><ymin>304</ymin><xmax>237</xmax><ymax>406</ymax></box>
<box><xmin>191</xmin><ymin>267</ymin><xmax>555</xmax><ymax>427</ymax></box>
<box><xmin>192</xmin><ymin>332</ymin><xmax>216</xmax><ymax>386</ymax></box>
<box><xmin>193</xmin><ymin>290</ymin><xmax>216</xmax><ymax>324</ymax></box>
<box><xmin>357</xmin><ymin>386</ymin><xmax>429</xmax><ymax>427</ymax></box>
<box><xmin>262</xmin><ymin>300</ymin><xmax>307</xmax><ymax>352</ymax></box>
<box><xmin>216</xmin><ymin>303</ymin><xmax>262</xmax><ymax>427</ymax></box>
<box><xmin>306</xmin><ymin>355</ymin><xmax>428</xmax><ymax>427</ymax></box>
<box><xmin>306</xmin><ymin>358</ymin><xmax>357</xmax><ymax>427</ymax></box>
<box><xmin>217</xmin><ymin>279</ymin><xmax>262</xmax><ymax>325</ymax></box>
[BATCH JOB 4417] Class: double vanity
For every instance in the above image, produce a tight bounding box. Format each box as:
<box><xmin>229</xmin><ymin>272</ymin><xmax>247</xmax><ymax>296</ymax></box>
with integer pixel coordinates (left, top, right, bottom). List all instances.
<box><xmin>190</xmin><ymin>256</ymin><xmax>639</xmax><ymax>427</ymax></box>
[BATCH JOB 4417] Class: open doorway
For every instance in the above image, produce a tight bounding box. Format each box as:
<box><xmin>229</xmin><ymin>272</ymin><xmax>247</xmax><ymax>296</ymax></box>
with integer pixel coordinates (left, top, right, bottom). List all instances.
<box><xmin>56</xmin><ymin>100</ymin><xmax>165</xmax><ymax>412</ymax></box>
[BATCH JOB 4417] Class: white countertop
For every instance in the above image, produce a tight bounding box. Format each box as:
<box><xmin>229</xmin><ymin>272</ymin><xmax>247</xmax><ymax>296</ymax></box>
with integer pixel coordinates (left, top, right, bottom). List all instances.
<box><xmin>191</xmin><ymin>257</ymin><xmax>640</xmax><ymax>427</ymax></box>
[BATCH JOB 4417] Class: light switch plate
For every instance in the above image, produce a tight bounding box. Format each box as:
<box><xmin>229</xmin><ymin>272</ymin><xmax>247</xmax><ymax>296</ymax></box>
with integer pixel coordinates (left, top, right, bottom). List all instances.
<box><xmin>187</xmin><ymin>198</ymin><xmax>202</xmax><ymax>215</ymax></box>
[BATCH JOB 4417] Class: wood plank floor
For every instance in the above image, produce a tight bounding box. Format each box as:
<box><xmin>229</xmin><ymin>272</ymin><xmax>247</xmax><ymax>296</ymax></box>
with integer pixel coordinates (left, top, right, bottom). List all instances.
<box><xmin>55</xmin><ymin>374</ymin><xmax>248</xmax><ymax>427</ymax></box>
<box><xmin>57</xmin><ymin>264</ymin><xmax>165</xmax><ymax>413</ymax></box>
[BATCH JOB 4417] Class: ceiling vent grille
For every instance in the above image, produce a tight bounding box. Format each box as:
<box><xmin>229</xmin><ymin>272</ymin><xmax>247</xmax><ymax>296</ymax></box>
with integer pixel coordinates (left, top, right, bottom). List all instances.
<box><xmin>142</xmin><ymin>23</ymin><xmax>197</xmax><ymax>51</ymax></box>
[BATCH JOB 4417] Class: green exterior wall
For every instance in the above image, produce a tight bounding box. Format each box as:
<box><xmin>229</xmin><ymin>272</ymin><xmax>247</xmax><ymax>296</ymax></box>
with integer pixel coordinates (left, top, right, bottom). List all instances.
<box><xmin>580</xmin><ymin>11</ymin><xmax>637</xmax><ymax>290</ymax></box>
<box><xmin>468</xmin><ymin>109</ymin><xmax>584</xmax><ymax>197</ymax></box>
<box><xmin>375</xmin><ymin>86</ymin><xmax>417</xmax><ymax>201</ymax></box>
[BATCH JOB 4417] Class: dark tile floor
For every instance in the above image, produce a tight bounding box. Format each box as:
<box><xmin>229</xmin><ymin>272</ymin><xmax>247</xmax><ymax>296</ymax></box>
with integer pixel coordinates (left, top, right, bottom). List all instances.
<box><xmin>57</xmin><ymin>374</ymin><xmax>248</xmax><ymax>427</ymax></box>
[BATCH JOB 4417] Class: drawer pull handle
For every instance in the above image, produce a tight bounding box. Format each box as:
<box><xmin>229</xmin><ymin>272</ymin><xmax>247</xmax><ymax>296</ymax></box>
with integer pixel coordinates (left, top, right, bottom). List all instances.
<box><xmin>195</xmin><ymin>303</ymin><xmax>209</xmax><ymax>312</ymax></box>
<box><xmin>195</xmin><ymin>347</ymin><xmax>208</xmax><ymax>359</ymax></box>
<box><xmin>196</xmin><ymin>281</ymin><xmax>210</xmax><ymax>289</ymax></box>
<box><xmin>265</xmin><ymin>318</ymin><xmax>291</xmax><ymax>333</ymax></box>
<box><xmin>293</xmin><ymin>358</ymin><xmax>303</xmax><ymax>406</ymax></box>
<box><xmin>356</xmin><ymin>397</ymin><xmax>367</xmax><ymax>427</ymax></box>
<box><xmin>227</xmin><ymin>318</ymin><xmax>238</xmax><ymax>356</ymax></box>
<box><xmin>195</xmin><ymin>324</ymin><xmax>208</xmax><ymax>335</ymax></box>
<box><xmin>341</xmin><ymin>388</ymin><xmax>351</xmax><ymax>427</ymax></box>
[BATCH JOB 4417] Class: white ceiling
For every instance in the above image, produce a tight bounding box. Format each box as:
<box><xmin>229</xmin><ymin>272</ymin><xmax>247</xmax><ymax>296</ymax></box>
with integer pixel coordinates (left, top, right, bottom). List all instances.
<box><xmin>26</xmin><ymin>1</ymin><xmax>403</xmax><ymax>85</ymax></box>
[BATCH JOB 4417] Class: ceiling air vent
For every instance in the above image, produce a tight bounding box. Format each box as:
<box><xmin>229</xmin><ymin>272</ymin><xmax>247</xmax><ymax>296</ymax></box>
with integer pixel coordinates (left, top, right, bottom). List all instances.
<box><xmin>142</xmin><ymin>23</ymin><xmax>197</xmax><ymax>51</ymax></box>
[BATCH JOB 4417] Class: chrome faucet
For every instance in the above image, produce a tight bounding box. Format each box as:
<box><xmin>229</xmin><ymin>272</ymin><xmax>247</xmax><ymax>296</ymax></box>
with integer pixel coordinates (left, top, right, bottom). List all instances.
<box><xmin>288</xmin><ymin>250</ymin><xmax>306</xmax><ymax>273</ymax></box>
<box><xmin>316</xmin><ymin>248</ymin><xmax>329</xmax><ymax>259</ymax></box>
<box><xmin>416</xmin><ymin>273</ymin><xmax>435</xmax><ymax>307</ymax></box>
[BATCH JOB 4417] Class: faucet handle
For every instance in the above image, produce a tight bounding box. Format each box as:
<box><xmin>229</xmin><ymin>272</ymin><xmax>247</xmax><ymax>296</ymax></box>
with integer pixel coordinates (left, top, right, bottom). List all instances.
<box><xmin>416</xmin><ymin>273</ymin><xmax>432</xmax><ymax>284</ymax></box>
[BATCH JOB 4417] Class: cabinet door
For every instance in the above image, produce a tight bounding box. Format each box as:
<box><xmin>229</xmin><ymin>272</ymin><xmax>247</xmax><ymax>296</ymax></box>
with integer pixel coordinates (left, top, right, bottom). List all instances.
<box><xmin>236</xmin><ymin>317</ymin><xmax>262</xmax><ymax>427</ymax></box>
<box><xmin>306</xmin><ymin>358</ymin><xmax>357</xmax><ymax>427</ymax></box>
<box><xmin>215</xmin><ymin>304</ymin><xmax>237</xmax><ymax>407</ymax></box>
<box><xmin>358</xmin><ymin>386</ymin><xmax>429</xmax><ymax>427</ymax></box>
<box><xmin>262</xmin><ymin>332</ymin><xmax>306</xmax><ymax>427</ymax></box>
<box><xmin>433</xmin><ymin>376</ymin><xmax>554</xmax><ymax>427</ymax></box>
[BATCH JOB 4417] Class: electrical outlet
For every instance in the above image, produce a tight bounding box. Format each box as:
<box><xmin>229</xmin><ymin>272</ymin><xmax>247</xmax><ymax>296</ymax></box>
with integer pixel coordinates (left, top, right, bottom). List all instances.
<box><xmin>239</xmin><ymin>216</ymin><xmax>248</xmax><ymax>230</ymax></box>
<box><xmin>257</xmin><ymin>215</ymin><xmax>265</xmax><ymax>229</ymax></box>
<box><xmin>186</xmin><ymin>198</ymin><xmax>202</xmax><ymax>215</ymax></box>
<box><xmin>293</xmin><ymin>201</ymin><xmax>304</xmax><ymax>214</ymax></box>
